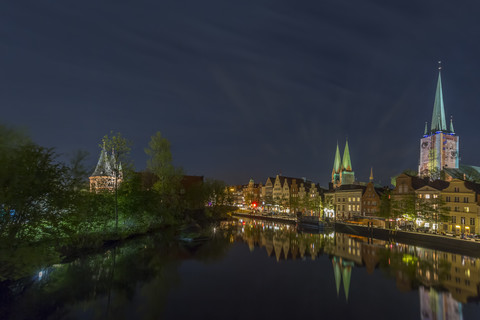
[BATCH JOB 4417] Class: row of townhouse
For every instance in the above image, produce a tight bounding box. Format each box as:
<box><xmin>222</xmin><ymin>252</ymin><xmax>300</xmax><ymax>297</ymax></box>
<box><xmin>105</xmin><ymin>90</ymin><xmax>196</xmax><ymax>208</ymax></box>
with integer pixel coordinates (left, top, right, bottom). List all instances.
<box><xmin>229</xmin><ymin>174</ymin><xmax>326</xmax><ymax>214</ymax></box>
<box><xmin>393</xmin><ymin>173</ymin><xmax>480</xmax><ymax>234</ymax></box>
<box><xmin>324</xmin><ymin>179</ymin><xmax>389</xmax><ymax>220</ymax></box>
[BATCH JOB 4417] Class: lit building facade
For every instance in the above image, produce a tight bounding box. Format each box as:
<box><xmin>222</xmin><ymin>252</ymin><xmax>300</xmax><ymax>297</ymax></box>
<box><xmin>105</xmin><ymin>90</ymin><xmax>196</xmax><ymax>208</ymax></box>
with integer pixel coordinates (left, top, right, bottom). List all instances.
<box><xmin>419</xmin><ymin>64</ymin><xmax>459</xmax><ymax>178</ymax></box>
<box><xmin>89</xmin><ymin>145</ymin><xmax>123</xmax><ymax>192</ymax></box>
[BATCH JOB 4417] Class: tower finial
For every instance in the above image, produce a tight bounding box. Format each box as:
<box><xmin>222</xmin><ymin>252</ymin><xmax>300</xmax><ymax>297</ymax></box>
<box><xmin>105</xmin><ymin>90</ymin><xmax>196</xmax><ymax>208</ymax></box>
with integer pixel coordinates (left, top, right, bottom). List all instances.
<box><xmin>424</xmin><ymin>121</ymin><xmax>428</xmax><ymax>135</ymax></box>
<box><xmin>369</xmin><ymin>167</ymin><xmax>373</xmax><ymax>182</ymax></box>
<box><xmin>450</xmin><ymin>115</ymin><xmax>455</xmax><ymax>133</ymax></box>
<box><xmin>438</xmin><ymin>60</ymin><xmax>442</xmax><ymax>71</ymax></box>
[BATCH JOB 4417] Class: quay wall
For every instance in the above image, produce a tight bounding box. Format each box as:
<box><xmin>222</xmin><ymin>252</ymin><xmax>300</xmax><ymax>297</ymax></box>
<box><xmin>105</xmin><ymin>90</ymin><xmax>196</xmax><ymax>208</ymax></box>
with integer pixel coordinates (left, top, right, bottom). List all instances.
<box><xmin>335</xmin><ymin>222</ymin><xmax>480</xmax><ymax>258</ymax></box>
<box><xmin>232</xmin><ymin>212</ymin><xmax>296</xmax><ymax>225</ymax></box>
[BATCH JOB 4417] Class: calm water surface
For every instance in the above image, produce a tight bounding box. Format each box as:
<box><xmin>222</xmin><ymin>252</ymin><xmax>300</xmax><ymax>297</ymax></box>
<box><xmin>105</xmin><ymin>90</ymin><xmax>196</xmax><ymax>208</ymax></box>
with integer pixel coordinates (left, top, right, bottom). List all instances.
<box><xmin>2</xmin><ymin>218</ymin><xmax>480</xmax><ymax>319</ymax></box>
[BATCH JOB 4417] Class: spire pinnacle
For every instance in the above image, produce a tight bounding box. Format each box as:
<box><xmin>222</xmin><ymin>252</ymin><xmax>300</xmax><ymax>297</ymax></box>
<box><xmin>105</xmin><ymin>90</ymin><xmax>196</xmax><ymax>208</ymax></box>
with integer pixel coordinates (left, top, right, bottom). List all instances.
<box><xmin>424</xmin><ymin>121</ymin><xmax>428</xmax><ymax>135</ymax></box>
<box><xmin>450</xmin><ymin>116</ymin><xmax>455</xmax><ymax>133</ymax></box>
<box><xmin>431</xmin><ymin>64</ymin><xmax>447</xmax><ymax>132</ymax></box>
<box><xmin>342</xmin><ymin>140</ymin><xmax>352</xmax><ymax>172</ymax></box>
<box><xmin>333</xmin><ymin>143</ymin><xmax>341</xmax><ymax>173</ymax></box>
<box><xmin>369</xmin><ymin>167</ymin><xmax>373</xmax><ymax>182</ymax></box>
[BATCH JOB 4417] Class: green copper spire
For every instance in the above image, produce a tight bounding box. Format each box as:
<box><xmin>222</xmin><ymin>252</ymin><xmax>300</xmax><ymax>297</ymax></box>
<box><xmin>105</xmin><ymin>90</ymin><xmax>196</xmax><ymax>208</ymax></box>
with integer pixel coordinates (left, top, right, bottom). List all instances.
<box><xmin>333</xmin><ymin>258</ymin><xmax>341</xmax><ymax>297</ymax></box>
<box><xmin>424</xmin><ymin>121</ymin><xmax>428</xmax><ymax>135</ymax></box>
<box><xmin>431</xmin><ymin>62</ymin><xmax>447</xmax><ymax>132</ymax></box>
<box><xmin>342</xmin><ymin>140</ymin><xmax>352</xmax><ymax>172</ymax></box>
<box><xmin>342</xmin><ymin>261</ymin><xmax>354</xmax><ymax>302</ymax></box>
<box><xmin>333</xmin><ymin>143</ymin><xmax>341</xmax><ymax>173</ymax></box>
<box><xmin>450</xmin><ymin>116</ymin><xmax>455</xmax><ymax>133</ymax></box>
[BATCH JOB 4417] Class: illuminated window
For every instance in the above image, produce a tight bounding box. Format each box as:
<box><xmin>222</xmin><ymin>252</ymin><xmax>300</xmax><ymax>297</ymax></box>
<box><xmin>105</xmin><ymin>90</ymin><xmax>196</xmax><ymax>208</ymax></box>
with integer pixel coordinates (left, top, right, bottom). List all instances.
<box><xmin>357</xmin><ymin>197</ymin><xmax>360</xmax><ymax>202</ymax></box>
<box><xmin>418</xmin><ymin>194</ymin><xmax>422</xmax><ymax>199</ymax></box>
<box><xmin>465</xmin><ymin>207</ymin><xmax>470</xmax><ymax>213</ymax></box>
<box><xmin>348</xmin><ymin>205</ymin><xmax>351</xmax><ymax>211</ymax></box>
<box><xmin>425</xmin><ymin>194</ymin><xmax>430</xmax><ymax>199</ymax></box>
<box><xmin>433</xmin><ymin>194</ymin><xmax>438</xmax><ymax>198</ymax></box>
<box><xmin>348</xmin><ymin>197</ymin><xmax>351</xmax><ymax>202</ymax></box>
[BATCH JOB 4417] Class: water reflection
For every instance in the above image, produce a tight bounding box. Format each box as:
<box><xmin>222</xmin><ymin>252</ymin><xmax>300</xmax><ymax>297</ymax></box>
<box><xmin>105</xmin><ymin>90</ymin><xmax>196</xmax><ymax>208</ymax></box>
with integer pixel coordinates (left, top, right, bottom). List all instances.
<box><xmin>230</xmin><ymin>218</ymin><xmax>479</xmax><ymax>318</ymax></box>
<box><xmin>1</xmin><ymin>219</ymin><xmax>479</xmax><ymax>319</ymax></box>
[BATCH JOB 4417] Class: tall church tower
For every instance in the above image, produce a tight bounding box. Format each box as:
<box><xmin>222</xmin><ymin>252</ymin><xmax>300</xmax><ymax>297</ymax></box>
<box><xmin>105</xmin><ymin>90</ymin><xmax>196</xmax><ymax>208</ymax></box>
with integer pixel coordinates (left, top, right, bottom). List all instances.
<box><xmin>418</xmin><ymin>63</ymin><xmax>459</xmax><ymax>178</ymax></box>
<box><xmin>331</xmin><ymin>139</ymin><xmax>355</xmax><ymax>188</ymax></box>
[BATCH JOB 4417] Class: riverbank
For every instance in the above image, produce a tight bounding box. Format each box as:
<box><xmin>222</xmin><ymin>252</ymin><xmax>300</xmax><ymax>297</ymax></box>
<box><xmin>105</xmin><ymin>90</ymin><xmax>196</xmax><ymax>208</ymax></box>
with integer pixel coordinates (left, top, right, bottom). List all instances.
<box><xmin>232</xmin><ymin>212</ymin><xmax>296</xmax><ymax>224</ymax></box>
<box><xmin>232</xmin><ymin>212</ymin><xmax>480</xmax><ymax>258</ymax></box>
<box><xmin>335</xmin><ymin>222</ymin><xmax>480</xmax><ymax>258</ymax></box>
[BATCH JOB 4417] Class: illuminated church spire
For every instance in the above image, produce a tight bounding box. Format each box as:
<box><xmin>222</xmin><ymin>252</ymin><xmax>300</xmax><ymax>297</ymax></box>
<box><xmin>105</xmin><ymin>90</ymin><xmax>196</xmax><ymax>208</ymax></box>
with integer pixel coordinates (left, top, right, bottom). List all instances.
<box><xmin>430</xmin><ymin>61</ymin><xmax>447</xmax><ymax>132</ymax></box>
<box><xmin>333</xmin><ymin>142</ymin><xmax>341</xmax><ymax>173</ymax></box>
<box><xmin>342</xmin><ymin>140</ymin><xmax>352</xmax><ymax>171</ymax></box>
<box><xmin>418</xmin><ymin>62</ymin><xmax>459</xmax><ymax>178</ymax></box>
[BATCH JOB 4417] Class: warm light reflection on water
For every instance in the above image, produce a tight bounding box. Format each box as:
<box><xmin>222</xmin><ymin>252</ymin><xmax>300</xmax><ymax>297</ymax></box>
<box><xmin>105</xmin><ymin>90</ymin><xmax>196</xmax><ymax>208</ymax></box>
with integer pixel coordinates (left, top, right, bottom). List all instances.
<box><xmin>1</xmin><ymin>218</ymin><xmax>479</xmax><ymax>319</ymax></box>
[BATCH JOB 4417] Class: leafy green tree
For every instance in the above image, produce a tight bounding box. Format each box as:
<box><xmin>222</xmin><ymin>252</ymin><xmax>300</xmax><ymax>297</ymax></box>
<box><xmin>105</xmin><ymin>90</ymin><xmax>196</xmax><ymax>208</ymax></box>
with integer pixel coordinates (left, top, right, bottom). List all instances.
<box><xmin>100</xmin><ymin>131</ymin><xmax>133</xmax><ymax>172</ymax></box>
<box><xmin>392</xmin><ymin>193</ymin><xmax>417</xmax><ymax>227</ymax></box>
<box><xmin>289</xmin><ymin>195</ymin><xmax>300</xmax><ymax>214</ymax></box>
<box><xmin>100</xmin><ymin>132</ymin><xmax>133</xmax><ymax>232</ymax></box>
<box><xmin>0</xmin><ymin>143</ymin><xmax>73</xmax><ymax>243</ymax></box>
<box><xmin>145</xmin><ymin>132</ymin><xmax>184</xmax><ymax>212</ymax></box>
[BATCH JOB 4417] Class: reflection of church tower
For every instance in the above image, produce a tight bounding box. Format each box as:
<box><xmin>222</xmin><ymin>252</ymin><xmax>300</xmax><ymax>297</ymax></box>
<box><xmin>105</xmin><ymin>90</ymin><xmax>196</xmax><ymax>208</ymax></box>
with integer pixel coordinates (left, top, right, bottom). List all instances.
<box><xmin>332</xmin><ymin>257</ymin><xmax>354</xmax><ymax>302</ymax></box>
<box><xmin>419</xmin><ymin>62</ymin><xmax>459</xmax><ymax>178</ymax></box>
<box><xmin>342</xmin><ymin>260</ymin><xmax>354</xmax><ymax>302</ymax></box>
<box><xmin>331</xmin><ymin>140</ymin><xmax>355</xmax><ymax>188</ymax></box>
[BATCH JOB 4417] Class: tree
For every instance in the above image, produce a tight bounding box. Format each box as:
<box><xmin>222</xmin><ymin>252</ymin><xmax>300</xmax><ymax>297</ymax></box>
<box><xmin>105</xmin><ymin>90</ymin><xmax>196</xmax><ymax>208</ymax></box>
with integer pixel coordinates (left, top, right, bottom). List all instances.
<box><xmin>378</xmin><ymin>191</ymin><xmax>393</xmax><ymax>220</ymax></box>
<box><xmin>417</xmin><ymin>195</ymin><xmax>449</xmax><ymax>232</ymax></box>
<box><xmin>100</xmin><ymin>131</ymin><xmax>133</xmax><ymax>233</ymax></box>
<box><xmin>145</xmin><ymin>132</ymin><xmax>183</xmax><ymax>211</ymax></box>
<box><xmin>0</xmin><ymin>143</ymin><xmax>73</xmax><ymax>243</ymax></box>
<box><xmin>100</xmin><ymin>131</ymin><xmax>133</xmax><ymax>171</ymax></box>
<box><xmin>392</xmin><ymin>193</ymin><xmax>417</xmax><ymax>227</ymax></box>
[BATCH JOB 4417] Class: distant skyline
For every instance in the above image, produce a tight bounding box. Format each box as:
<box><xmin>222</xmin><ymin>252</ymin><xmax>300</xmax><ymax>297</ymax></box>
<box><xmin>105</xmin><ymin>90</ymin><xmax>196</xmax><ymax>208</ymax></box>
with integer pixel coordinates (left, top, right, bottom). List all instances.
<box><xmin>2</xmin><ymin>1</ymin><xmax>480</xmax><ymax>185</ymax></box>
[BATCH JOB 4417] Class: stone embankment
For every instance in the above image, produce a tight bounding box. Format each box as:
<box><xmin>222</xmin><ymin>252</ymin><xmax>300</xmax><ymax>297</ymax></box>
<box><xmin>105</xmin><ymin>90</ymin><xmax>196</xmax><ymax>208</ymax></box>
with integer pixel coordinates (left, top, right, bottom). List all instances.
<box><xmin>335</xmin><ymin>222</ymin><xmax>480</xmax><ymax>258</ymax></box>
<box><xmin>232</xmin><ymin>212</ymin><xmax>296</xmax><ymax>224</ymax></box>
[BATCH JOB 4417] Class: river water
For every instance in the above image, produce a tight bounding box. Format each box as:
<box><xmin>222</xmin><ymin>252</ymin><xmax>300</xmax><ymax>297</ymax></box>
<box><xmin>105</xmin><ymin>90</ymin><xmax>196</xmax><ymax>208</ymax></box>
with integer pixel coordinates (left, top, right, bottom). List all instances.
<box><xmin>1</xmin><ymin>217</ymin><xmax>480</xmax><ymax>319</ymax></box>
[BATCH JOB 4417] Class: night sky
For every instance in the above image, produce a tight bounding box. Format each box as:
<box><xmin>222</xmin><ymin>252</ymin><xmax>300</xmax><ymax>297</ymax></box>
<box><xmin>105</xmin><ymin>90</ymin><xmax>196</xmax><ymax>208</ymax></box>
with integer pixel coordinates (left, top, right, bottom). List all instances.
<box><xmin>2</xmin><ymin>1</ymin><xmax>480</xmax><ymax>186</ymax></box>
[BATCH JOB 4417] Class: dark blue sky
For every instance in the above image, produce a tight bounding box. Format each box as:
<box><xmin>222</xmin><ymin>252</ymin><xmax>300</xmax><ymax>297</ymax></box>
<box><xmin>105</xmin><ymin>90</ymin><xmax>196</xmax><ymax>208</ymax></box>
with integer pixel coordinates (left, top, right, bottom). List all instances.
<box><xmin>2</xmin><ymin>1</ymin><xmax>480</xmax><ymax>185</ymax></box>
